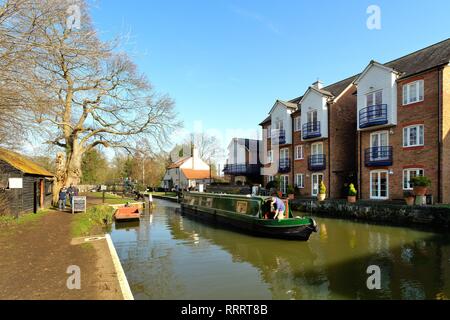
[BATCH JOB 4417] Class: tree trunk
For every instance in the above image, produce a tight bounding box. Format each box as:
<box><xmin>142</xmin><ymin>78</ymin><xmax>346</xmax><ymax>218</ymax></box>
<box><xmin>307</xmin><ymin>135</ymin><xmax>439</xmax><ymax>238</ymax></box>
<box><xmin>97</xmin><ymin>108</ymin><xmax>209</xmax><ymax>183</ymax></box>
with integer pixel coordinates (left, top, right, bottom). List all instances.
<box><xmin>65</xmin><ymin>142</ymin><xmax>83</xmax><ymax>186</ymax></box>
<box><xmin>52</xmin><ymin>152</ymin><xmax>66</xmax><ymax>205</ymax></box>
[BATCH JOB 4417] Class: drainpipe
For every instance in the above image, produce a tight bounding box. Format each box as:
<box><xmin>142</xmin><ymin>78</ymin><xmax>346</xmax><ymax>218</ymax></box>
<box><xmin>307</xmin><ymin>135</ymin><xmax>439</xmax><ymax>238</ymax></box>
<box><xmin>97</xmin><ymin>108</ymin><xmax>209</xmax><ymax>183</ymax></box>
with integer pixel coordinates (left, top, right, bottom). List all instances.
<box><xmin>291</xmin><ymin>115</ymin><xmax>295</xmax><ymax>187</ymax></box>
<box><xmin>358</xmin><ymin>131</ymin><xmax>362</xmax><ymax>200</ymax></box>
<box><xmin>438</xmin><ymin>68</ymin><xmax>443</xmax><ymax>203</ymax></box>
<box><xmin>327</xmin><ymin>102</ymin><xmax>331</xmax><ymax>199</ymax></box>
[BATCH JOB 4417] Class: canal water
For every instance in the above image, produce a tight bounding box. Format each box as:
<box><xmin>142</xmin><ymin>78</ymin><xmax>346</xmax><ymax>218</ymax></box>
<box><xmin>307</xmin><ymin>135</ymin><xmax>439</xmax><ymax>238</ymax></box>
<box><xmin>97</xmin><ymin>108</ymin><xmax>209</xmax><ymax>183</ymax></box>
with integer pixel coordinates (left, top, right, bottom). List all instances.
<box><xmin>110</xmin><ymin>199</ymin><xmax>450</xmax><ymax>300</ymax></box>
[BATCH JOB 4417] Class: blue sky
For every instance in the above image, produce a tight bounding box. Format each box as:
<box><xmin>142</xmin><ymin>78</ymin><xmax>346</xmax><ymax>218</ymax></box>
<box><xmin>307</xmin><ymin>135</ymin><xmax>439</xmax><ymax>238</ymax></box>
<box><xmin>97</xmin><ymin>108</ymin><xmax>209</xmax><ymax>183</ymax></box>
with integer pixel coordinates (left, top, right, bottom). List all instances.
<box><xmin>91</xmin><ymin>0</ymin><xmax>449</xmax><ymax>150</ymax></box>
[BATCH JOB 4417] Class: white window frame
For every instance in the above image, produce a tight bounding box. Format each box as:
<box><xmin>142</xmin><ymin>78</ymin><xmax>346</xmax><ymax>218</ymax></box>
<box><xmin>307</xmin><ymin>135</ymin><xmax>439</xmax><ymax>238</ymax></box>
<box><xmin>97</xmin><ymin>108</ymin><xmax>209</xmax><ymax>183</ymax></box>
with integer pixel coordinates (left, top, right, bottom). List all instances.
<box><xmin>280</xmin><ymin>148</ymin><xmax>289</xmax><ymax>161</ymax></box>
<box><xmin>403</xmin><ymin>125</ymin><xmax>424</xmax><ymax>148</ymax></box>
<box><xmin>267</xmin><ymin>150</ymin><xmax>273</xmax><ymax>163</ymax></box>
<box><xmin>311</xmin><ymin>173</ymin><xmax>323</xmax><ymax>197</ymax></box>
<box><xmin>294</xmin><ymin>116</ymin><xmax>301</xmax><ymax>131</ymax></box>
<box><xmin>403</xmin><ymin>80</ymin><xmax>424</xmax><ymax>106</ymax></box>
<box><xmin>267</xmin><ymin>175</ymin><xmax>274</xmax><ymax>183</ymax></box>
<box><xmin>370</xmin><ymin>170</ymin><xmax>389</xmax><ymax>200</ymax></box>
<box><xmin>311</xmin><ymin>142</ymin><xmax>323</xmax><ymax>156</ymax></box>
<box><xmin>295</xmin><ymin>145</ymin><xmax>304</xmax><ymax>160</ymax></box>
<box><xmin>280</xmin><ymin>175</ymin><xmax>289</xmax><ymax>194</ymax></box>
<box><xmin>295</xmin><ymin>173</ymin><xmax>305</xmax><ymax>189</ymax></box>
<box><xmin>365</xmin><ymin>90</ymin><xmax>383</xmax><ymax>107</ymax></box>
<box><xmin>403</xmin><ymin>168</ymin><xmax>424</xmax><ymax>190</ymax></box>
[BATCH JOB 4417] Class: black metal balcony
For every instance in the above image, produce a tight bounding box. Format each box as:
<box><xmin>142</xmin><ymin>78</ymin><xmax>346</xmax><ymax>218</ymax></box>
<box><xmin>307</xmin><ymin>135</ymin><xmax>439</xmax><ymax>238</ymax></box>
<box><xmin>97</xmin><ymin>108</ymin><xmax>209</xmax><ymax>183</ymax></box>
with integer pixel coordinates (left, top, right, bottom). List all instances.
<box><xmin>278</xmin><ymin>158</ymin><xmax>291</xmax><ymax>173</ymax></box>
<box><xmin>308</xmin><ymin>154</ymin><xmax>326</xmax><ymax>171</ymax></box>
<box><xmin>359</xmin><ymin>104</ymin><xmax>388</xmax><ymax>129</ymax></box>
<box><xmin>365</xmin><ymin>146</ymin><xmax>393</xmax><ymax>167</ymax></box>
<box><xmin>302</xmin><ymin>121</ymin><xmax>321</xmax><ymax>140</ymax></box>
<box><xmin>223</xmin><ymin>164</ymin><xmax>261</xmax><ymax>176</ymax></box>
<box><xmin>271</xmin><ymin>129</ymin><xmax>286</xmax><ymax>145</ymax></box>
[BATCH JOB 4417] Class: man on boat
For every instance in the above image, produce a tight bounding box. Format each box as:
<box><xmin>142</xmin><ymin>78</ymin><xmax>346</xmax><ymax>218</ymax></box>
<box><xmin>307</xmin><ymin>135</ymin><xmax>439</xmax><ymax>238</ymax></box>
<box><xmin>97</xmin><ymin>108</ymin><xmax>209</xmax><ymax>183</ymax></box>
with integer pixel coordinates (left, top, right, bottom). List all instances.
<box><xmin>270</xmin><ymin>196</ymin><xmax>285</xmax><ymax>221</ymax></box>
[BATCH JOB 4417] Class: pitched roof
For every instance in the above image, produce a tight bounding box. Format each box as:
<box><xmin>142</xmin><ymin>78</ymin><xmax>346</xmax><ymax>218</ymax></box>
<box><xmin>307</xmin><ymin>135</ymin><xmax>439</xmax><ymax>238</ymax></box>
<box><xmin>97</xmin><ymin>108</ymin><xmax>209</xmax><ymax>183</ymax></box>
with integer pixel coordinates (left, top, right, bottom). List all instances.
<box><xmin>167</xmin><ymin>157</ymin><xmax>190</xmax><ymax>169</ymax></box>
<box><xmin>385</xmin><ymin>38</ymin><xmax>450</xmax><ymax>79</ymax></box>
<box><xmin>259</xmin><ymin>115</ymin><xmax>271</xmax><ymax>126</ymax></box>
<box><xmin>181</xmin><ymin>169</ymin><xmax>210</xmax><ymax>180</ymax></box>
<box><xmin>0</xmin><ymin>148</ymin><xmax>54</xmax><ymax>177</ymax></box>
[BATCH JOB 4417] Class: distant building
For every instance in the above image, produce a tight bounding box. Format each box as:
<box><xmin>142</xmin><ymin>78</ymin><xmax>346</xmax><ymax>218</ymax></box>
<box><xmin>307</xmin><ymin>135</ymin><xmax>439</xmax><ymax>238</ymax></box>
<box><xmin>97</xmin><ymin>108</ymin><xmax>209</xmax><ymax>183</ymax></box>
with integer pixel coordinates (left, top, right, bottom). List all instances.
<box><xmin>0</xmin><ymin>148</ymin><xmax>54</xmax><ymax>216</ymax></box>
<box><xmin>162</xmin><ymin>147</ymin><xmax>211</xmax><ymax>190</ymax></box>
<box><xmin>223</xmin><ymin>138</ymin><xmax>262</xmax><ymax>185</ymax></box>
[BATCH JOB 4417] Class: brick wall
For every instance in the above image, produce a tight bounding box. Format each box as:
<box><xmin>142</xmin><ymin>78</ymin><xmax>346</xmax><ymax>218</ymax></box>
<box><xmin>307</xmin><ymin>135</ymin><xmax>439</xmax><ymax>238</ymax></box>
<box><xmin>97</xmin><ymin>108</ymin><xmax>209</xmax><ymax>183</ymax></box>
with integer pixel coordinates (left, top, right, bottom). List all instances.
<box><xmin>329</xmin><ymin>85</ymin><xmax>358</xmax><ymax>198</ymax></box>
<box><xmin>441</xmin><ymin>65</ymin><xmax>450</xmax><ymax>203</ymax></box>
<box><xmin>359</xmin><ymin>69</ymin><xmax>441</xmax><ymax>201</ymax></box>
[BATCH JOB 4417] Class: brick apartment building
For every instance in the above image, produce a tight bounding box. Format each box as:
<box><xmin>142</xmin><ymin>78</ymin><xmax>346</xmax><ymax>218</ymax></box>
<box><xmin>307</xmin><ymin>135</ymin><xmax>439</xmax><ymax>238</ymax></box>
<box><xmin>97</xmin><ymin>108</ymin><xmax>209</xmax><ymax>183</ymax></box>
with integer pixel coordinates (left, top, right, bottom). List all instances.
<box><xmin>355</xmin><ymin>39</ymin><xmax>450</xmax><ymax>203</ymax></box>
<box><xmin>258</xmin><ymin>38</ymin><xmax>450</xmax><ymax>203</ymax></box>
<box><xmin>259</xmin><ymin>80</ymin><xmax>357</xmax><ymax>199</ymax></box>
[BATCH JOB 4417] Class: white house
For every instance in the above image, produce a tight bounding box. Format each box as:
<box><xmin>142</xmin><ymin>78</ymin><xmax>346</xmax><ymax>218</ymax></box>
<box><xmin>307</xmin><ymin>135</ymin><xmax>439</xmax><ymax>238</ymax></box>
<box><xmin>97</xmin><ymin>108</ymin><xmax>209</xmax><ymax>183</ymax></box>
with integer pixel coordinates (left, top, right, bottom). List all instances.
<box><xmin>162</xmin><ymin>148</ymin><xmax>211</xmax><ymax>190</ymax></box>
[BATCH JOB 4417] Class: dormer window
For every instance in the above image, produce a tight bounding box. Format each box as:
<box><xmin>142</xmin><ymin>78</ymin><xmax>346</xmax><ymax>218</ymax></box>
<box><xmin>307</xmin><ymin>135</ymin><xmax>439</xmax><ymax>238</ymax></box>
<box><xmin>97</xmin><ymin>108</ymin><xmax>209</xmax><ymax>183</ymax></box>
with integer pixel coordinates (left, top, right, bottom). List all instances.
<box><xmin>403</xmin><ymin>80</ymin><xmax>424</xmax><ymax>105</ymax></box>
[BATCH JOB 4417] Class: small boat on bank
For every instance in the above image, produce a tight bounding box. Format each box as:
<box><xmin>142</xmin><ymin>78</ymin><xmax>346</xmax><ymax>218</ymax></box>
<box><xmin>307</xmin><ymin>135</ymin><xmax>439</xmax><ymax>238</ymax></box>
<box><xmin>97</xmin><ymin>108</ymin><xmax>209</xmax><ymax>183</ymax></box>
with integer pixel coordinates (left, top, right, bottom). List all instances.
<box><xmin>180</xmin><ymin>192</ymin><xmax>317</xmax><ymax>241</ymax></box>
<box><xmin>114</xmin><ymin>206</ymin><xmax>141</xmax><ymax>222</ymax></box>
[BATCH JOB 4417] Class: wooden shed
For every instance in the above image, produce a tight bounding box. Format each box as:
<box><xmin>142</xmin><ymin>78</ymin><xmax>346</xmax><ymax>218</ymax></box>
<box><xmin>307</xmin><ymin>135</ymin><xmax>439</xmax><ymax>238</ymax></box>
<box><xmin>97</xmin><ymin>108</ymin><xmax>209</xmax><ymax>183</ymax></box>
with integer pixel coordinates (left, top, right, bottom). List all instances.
<box><xmin>0</xmin><ymin>148</ymin><xmax>54</xmax><ymax>217</ymax></box>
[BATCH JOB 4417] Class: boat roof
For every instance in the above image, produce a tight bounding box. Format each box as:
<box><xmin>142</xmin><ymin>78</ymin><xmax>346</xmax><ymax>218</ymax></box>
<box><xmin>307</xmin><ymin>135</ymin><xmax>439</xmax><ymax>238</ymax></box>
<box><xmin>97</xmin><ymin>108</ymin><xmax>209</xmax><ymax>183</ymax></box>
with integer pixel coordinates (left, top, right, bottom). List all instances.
<box><xmin>184</xmin><ymin>192</ymin><xmax>272</xmax><ymax>201</ymax></box>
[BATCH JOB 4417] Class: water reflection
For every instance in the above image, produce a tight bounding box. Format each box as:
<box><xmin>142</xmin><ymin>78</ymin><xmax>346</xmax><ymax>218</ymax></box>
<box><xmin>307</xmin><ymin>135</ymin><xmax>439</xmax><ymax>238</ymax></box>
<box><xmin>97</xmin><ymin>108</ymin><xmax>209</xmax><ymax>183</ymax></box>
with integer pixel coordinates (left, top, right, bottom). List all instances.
<box><xmin>110</xmin><ymin>200</ymin><xmax>450</xmax><ymax>300</ymax></box>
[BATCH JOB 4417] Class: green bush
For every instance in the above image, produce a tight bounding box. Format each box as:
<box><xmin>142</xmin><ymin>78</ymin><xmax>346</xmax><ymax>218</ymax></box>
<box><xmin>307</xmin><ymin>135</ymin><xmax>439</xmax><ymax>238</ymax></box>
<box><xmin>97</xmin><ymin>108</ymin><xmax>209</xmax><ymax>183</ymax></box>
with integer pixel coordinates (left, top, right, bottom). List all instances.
<box><xmin>348</xmin><ymin>184</ymin><xmax>357</xmax><ymax>196</ymax></box>
<box><xmin>266</xmin><ymin>176</ymin><xmax>280</xmax><ymax>190</ymax></box>
<box><xmin>72</xmin><ymin>205</ymin><xmax>115</xmax><ymax>237</ymax></box>
<box><xmin>287</xmin><ymin>185</ymin><xmax>295</xmax><ymax>194</ymax></box>
<box><xmin>410</xmin><ymin>176</ymin><xmax>431</xmax><ymax>187</ymax></box>
<box><xmin>319</xmin><ymin>181</ymin><xmax>326</xmax><ymax>195</ymax></box>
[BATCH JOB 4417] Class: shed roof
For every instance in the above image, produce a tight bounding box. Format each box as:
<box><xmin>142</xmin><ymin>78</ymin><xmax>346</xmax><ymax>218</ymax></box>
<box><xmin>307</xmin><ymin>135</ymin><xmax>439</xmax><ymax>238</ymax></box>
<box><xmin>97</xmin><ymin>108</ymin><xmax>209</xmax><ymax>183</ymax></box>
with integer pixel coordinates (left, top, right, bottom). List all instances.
<box><xmin>0</xmin><ymin>147</ymin><xmax>54</xmax><ymax>177</ymax></box>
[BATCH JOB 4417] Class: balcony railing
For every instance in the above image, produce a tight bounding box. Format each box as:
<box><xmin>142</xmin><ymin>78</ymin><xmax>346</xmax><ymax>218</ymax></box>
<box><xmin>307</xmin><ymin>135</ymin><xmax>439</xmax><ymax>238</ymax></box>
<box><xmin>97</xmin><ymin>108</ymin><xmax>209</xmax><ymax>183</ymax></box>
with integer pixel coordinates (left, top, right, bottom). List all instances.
<box><xmin>364</xmin><ymin>146</ymin><xmax>393</xmax><ymax>167</ymax></box>
<box><xmin>271</xmin><ymin>129</ymin><xmax>286</xmax><ymax>145</ymax></box>
<box><xmin>359</xmin><ymin>104</ymin><xmax>388</xmax><ymax>129</ymax></box>
<box><xmin>302</xmin><ymin>121</ymin><xmax>321</xmax><ymax>140</ymax></box>
<box><xmin>223</xmin><ymin>164</ymin><xmax>261</xmax><ymax>176</ymax></box>
<box><xmin>308</xmin><ymin>154</ymin><xmax>326</xmax><ymax>171</ymax></box>
<box><xmin>278</xmin><ymin>158</ymin><xmax>291</xmax><ymax>173</ymax></box>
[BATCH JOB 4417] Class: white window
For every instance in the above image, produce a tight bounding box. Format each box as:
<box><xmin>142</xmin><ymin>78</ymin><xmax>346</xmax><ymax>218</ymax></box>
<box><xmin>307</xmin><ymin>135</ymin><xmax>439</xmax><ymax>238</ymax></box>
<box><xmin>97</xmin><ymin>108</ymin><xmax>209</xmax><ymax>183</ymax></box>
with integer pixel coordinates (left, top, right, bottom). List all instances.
<box><xmin>280</xmin><ymin>148</ymin><xmax>289</xmax><ymax>161</ymax></box>
<box><xmin>295</xmin><ymin>145</ymin><xmax>304</xmax><ymax>160</ymax></box>
<box><xmin>267</xmin><ymin>175</ymin><xmax>274</xmax><ymax>182</ymax></box>
<box><xmin>370</xmin><ymin>170</ymin><xmax>389</xmax><ymax>199</ymax></box>
<box><xmin>294</xmin><ymin>117</ymin><xmax>301</xmax><ymax>131</ymax></box>
<box><xmin>295</xmin><ymin>174</ymin><xmax>305</xmax><ymax>189</ymax></box>
<box><xmin>403</xmin><ymin>125</ymin><xmax>424</xmax><ymax>147</ymax></box>
<box><xmin>403</xmin><ymin>168</ymin><xmax>424</xmax><ymax>190</ymax></box>
<box><xmin>312</xmin><ymin>142</ymin><xmax>323</xmax><ymax>155</ymax></box>
<box><xmin>280</xmin><ymin>175</ymin><xmax>289</xmax><ymax>194</ymax></box>
<box><xmin>275</xmin><ymin>120</ymin><xmax>284</xmax><ymax>130</ymax></box>
<box><xmin>307</xmin><ymin>110</ymin><xmax>317</xmax><ymax>123</ymax></box>
<box><xmin>370</xmin><ymin>131</ymin><xmax>389</xmax><ymax>161</ymax></box>
<box><xmin>267</xmin><ymin>125</ymin><xmax>272</xmax><ymax>137</ymax></box>
<box><xmin>267</xmin><ymin>150</ymin><xmax>273</xmax><ymax>163</ymax></box>
<box><xmin>403</xmin><ymin>80</ymin><xmax>424</xmax><ymax>105</ymax></box>
<box><xmin>366</xmin><ymin>90</ymin><xmax>383</xmax><ymax>107</ymax></box>
<box><xmin>311</xmin><ymin>173</ymin><xmax>323</xmax><ymax>197</ymax></box>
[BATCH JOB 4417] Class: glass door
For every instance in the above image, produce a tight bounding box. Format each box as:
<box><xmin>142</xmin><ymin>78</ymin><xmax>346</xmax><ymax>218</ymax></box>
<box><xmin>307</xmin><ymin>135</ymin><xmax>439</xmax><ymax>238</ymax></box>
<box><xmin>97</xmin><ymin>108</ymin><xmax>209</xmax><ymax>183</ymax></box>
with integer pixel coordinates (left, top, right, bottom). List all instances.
<box><xmin>312</xmin><ymin>173</ymin><xmax>324</xmax><ymax>197</ymax></box>
<box><xmin>370</xmin><ymin>131</ymin><xmax>389</xmax><ymax>161</ymax></box>
<box><xmin>370</xmin><ymin>170</ymin><xmax>389</xmax><ymax>199</ymax></box>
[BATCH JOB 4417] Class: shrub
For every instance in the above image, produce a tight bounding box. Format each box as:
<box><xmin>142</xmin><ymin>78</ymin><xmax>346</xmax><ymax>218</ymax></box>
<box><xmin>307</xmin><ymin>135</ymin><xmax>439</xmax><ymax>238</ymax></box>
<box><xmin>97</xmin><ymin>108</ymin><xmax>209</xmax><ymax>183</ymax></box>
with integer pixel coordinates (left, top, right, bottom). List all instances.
<box><xmin>319</xmin><ymin>181</ymin><xmax>326</xmax><ymax>195</ymax></box>
<box><xmin>287</xmin><ymin>185</ymin><xmax>295</xmax><ymax>194</ymax></box>
<box><xmin>266</xmin><ymin>177</ymin><xmax>280</xmax><ymax>190</ymax></box>
<box><xmin>348</xmin><ymin>184</ymin><xmax>357</xmax><ymax>196</ymax></box>
<box><xmin>410</xmin><ymin>176</ymin><xmax>431</xmax><ymax>187</ymax></box>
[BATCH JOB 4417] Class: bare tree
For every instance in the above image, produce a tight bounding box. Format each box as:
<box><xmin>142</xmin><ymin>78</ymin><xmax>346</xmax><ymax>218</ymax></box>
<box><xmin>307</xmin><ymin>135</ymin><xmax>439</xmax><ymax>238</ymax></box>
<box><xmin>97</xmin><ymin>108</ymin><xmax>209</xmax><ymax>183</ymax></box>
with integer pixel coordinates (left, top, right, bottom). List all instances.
<box><xmin>1</xmin><ymin>0</ymin><xmax>180</xmax><ymax>202</ymax></box>
<box><xmin>187</xmin><ymin>132</ymin><xmax>224</xmax><ymax>163</ymax></box>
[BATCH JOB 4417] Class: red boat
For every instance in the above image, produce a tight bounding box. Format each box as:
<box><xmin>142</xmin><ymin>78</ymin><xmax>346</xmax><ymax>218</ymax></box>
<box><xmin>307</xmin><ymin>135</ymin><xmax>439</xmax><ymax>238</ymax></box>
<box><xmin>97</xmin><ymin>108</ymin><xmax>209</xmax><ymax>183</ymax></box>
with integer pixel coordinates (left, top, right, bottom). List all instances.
<box><xmin>114</xmin><ymin>207</ymin><xmax>141</xmax><ymax>222</ymax></box>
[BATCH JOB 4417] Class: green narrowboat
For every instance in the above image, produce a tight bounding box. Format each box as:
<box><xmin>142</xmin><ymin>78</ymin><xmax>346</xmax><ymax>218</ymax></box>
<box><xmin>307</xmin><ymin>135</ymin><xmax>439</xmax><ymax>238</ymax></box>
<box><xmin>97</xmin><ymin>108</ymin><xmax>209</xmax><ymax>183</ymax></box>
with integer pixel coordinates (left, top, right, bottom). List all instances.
<box><xmin>180</xmin><ymin>192</ymin><xmax>317</xmax><ymax>241</ymax></box>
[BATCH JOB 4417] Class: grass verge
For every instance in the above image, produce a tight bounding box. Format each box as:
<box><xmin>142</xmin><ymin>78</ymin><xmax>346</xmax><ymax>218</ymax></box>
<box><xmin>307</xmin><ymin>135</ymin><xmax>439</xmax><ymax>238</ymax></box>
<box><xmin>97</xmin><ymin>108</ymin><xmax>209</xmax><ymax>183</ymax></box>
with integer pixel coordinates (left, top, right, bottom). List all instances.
<box><xmin>85</xmin><ymin>192</ymin><xmax>136</xmax><ymax>205</ymax></box>
<box><xmin>0</xmin><ymin>209</ymin><xmax>50</xmax><ymax>228</ymax></box>
<box><xmin>72</xmin><ymin>205</ymin><xmax>115</xmax><ymax>237</ymax></box>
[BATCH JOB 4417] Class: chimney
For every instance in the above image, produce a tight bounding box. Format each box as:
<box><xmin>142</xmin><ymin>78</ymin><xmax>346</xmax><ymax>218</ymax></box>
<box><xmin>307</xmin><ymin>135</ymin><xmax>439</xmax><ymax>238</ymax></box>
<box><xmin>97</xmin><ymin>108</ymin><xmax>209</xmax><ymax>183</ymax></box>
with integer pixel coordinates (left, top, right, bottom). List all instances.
<box><xmin>312</xmin><ymin>80</ymin><xmax>324</xmax><ymax>90</ymax></box>
<box><xmin>192</xmin><ymin>146</ymin><xmax>199</xmax><ymax>169</ymax></box>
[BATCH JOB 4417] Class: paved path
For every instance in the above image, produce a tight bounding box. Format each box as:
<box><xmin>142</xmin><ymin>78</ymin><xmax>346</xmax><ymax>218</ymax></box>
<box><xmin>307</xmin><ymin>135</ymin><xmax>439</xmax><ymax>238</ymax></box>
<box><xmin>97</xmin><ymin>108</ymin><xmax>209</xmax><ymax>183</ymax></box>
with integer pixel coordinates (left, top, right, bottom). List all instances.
<box><xmin>0</xmin><ymin>210</ymin><xmax>123</xmax><ymax>300</ymax></box>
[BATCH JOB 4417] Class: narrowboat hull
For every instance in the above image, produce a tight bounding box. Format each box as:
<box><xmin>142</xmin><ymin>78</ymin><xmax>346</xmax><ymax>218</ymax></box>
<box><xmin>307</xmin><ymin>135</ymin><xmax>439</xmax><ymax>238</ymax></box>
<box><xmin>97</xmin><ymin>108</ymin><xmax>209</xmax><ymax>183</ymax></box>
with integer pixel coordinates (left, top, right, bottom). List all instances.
<box><xmin>180</xmin><ymin>194</ymin><xmax>317</xmax><ymax>241</ymax></box>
